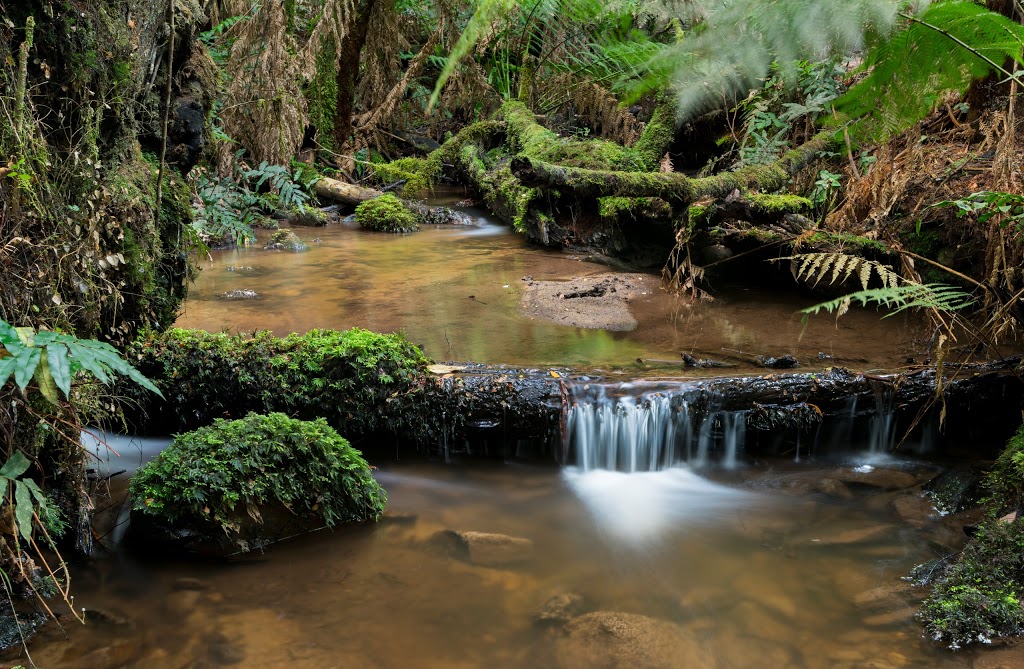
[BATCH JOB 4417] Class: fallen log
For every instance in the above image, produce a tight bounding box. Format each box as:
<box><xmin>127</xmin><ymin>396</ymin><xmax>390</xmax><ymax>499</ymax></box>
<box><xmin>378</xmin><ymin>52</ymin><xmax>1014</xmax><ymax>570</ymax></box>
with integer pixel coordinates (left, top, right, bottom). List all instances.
<box><xmin>314</xmin><ymin>177</ymin><xmax>383</xmax><ymax>205</ymax></box>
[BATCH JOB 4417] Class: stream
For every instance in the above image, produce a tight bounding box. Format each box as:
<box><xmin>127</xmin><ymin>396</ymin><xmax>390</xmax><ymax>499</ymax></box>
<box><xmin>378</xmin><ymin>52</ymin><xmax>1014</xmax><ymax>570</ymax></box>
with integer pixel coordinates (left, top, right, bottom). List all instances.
<box><xmin>17</xmin><ymin>214</ymin><xmax>996</xmax><ymax>668</ymax></box>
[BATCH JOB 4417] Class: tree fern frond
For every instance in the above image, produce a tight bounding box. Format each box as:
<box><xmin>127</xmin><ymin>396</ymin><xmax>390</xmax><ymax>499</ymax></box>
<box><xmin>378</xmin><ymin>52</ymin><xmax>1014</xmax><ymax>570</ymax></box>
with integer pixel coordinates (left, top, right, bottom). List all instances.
<box><xmin>837</xmin><ymin>1</ymin><xmax>1024</xmax><ymax>142</ymax></box>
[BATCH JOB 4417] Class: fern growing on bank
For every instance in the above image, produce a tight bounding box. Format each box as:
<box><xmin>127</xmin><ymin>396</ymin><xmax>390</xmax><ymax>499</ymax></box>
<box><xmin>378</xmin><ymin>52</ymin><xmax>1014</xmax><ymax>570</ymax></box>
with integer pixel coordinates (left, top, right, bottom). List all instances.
<box><xmin>836</xmin><ymin>1</ymin><xmax>1024</xmax><ymax>141</ymax></box>
<box><xmin>799</xmin><ymin>283</ymin><xmax>975</xmax><ymax>321</ymax></box>
<box><xmin>784</xmin><ymin>252</ymin><xmax>901</xmax><ymax>290</ymax></box>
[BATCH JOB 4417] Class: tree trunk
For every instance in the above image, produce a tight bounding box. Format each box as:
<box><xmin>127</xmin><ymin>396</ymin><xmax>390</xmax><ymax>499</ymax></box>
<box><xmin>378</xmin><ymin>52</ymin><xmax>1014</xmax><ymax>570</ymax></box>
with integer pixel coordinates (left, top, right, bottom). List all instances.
<box><xmin>333</xmin><ymin>0</ymin><xmax>378</xmax><ymax>150</ymax></box>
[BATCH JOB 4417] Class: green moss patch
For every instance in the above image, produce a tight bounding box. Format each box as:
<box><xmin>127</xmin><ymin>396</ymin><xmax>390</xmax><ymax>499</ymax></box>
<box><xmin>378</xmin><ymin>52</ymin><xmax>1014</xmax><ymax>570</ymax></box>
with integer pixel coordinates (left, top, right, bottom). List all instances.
<box><xmin>985</xmin><ymin>424</ymin><xmax>1024</xmax><ymax>516</ymax></box>
<box><xmin>355</xmin><ymin>193</ymin><xmax>420</xmax><ymax>233</ymax></box>
<box><xmin>127</xmin><ymin>327</ymin><xmax>433</xmax><ymax>438</ymax></box>
<box><xmin>130</xmin><ymin>413</ymin><xmax>385</xmax><ymax>545</ymax></box>
<box><xmin>747</xmin><ymin>193</ymin><xmax>812</xmax><ymax>215</ymax></box>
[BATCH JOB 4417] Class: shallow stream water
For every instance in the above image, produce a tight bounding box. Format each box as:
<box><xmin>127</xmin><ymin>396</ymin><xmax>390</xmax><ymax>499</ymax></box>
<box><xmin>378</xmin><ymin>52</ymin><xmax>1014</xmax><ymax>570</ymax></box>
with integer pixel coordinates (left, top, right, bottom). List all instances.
<box><xmin>26</xmin><ymin>456</ymin><xmax>973</xmax><ymax>669</ymax></box>
<box><xmin>16</xmin><ymin>214</ymin><xmax>995</xmax><ymax>668</ymax></box>
<box><xmin>175</xmin><ymin>212</ymin><xmax>921</xmax><ymax>370</ymax></box>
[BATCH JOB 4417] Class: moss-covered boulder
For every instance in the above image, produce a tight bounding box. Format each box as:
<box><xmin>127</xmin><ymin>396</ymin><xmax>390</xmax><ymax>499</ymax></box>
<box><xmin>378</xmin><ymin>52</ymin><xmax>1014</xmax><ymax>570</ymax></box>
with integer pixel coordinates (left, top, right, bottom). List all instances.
<box><xmin>128</xmin><ymin>413</ymin><xmax>386</xmax><ymax>555</ymax></box>
<box><xmin>355</xmin><ymin>193</ymin><xmax>420</xmax><ymax>233</ymax></box>
<box><xmin>124</xmin><ymin>327</ymin><xmax>435</xmax><ymax>438</ymax></box>
<box><xmin>264</xmin><ymin>228</ymin><xmax>308</xmax><ymax>251</ymax></box>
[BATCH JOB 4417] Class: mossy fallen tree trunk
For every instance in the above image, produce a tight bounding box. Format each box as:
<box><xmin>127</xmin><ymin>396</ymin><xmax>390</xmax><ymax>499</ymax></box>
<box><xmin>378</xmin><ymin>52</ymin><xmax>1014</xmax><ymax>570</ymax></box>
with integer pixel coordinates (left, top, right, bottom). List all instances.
<box><xmin>121</xmin><ymin>328</ymin><xmax>1023</xmax><ymax>462</ymax></box>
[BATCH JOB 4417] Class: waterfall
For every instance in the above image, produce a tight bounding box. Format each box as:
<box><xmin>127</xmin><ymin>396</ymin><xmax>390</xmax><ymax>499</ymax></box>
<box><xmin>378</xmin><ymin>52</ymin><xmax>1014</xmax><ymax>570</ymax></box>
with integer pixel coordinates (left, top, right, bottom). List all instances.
<box><xmin>867</xmin><ymin>385</ymin><xmax>897</xmax><ymax>455</ymax></box>
<box><xmin>566</xmin><ymin>388</ymin><xmax>745</xmax><ymax>472</ymax></box>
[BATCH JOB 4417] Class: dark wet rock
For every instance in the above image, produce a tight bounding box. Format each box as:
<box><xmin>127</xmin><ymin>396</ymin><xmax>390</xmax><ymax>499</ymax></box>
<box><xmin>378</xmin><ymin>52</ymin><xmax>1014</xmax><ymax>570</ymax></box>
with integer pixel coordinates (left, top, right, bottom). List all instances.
<box><xmin>754</xmin><ymin>354</ymin><xmax>799</xmax><ymax>369</ymax></box>
<box><xmin>0</xmin><ymin>610</ymin><xmax>47</xmax><ymax>653</ymax></box>
<box><xmin>923</xmin><ymin>464</ymin><xmax>987</xmax><ymax>515</ymax></box>
<box><xmin>83</xmin><ymin>607</ymin><xmax>133</xmax><ymax>627</ymax></box>
<box><xmin>863</xmin><ymin>607</ymin><xmax>915</xmax><ymax>627</ymax></box>
<box><xmin>701</xmin><ymin>243</ymin><xmax>734</xmax><ymax>264</ymax></box>
<box><xmin>264</xmin><ymin>228</ymin><xmax>308</xmax><ymax>251</ymax></box>
<box><xmin>681</xmin><ymin>353</ymin><xmax>732</xmax><ymax>368</ymax></box>
<box><xmin>553</xmin><ymin>611</ymin><xmax>713</xmax><ymax>669</ymax></box>
<box><xmin>418</xmin><ymin>206</ymin><xmax>474</xmax><ymax>226</ymax></box>
<box><xmin>534</xmin><ymin>593</ymin><xmax>588</xmax><ymax>626</ymax></box>
<box><xmin>222</xmin><ymin>289</ymin><xmax>258</xmax><ymax>300</ymax></box>
<box><xmin>782</xmin><ymin>213</ymin><xmax>814</xmax><ymax>233</ymax></box>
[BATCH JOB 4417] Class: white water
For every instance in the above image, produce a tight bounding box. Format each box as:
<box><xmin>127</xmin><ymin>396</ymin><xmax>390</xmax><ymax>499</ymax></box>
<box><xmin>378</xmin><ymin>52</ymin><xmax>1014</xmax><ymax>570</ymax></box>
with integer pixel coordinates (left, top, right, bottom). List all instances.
<box><xmin>561</xmin><ymin>466</ymin><xmax>753</xmax><ymax>543</ymax></box>
<box><xmin>566</xmin><ymin>389</ymin><xmax>746</xmax><ymax>471</ymax></box>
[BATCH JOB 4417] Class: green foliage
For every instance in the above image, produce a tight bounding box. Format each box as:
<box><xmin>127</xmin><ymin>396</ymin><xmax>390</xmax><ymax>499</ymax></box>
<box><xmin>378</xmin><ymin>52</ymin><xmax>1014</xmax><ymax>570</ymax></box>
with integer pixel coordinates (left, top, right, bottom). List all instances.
<box><xmin>130</xmin><ymin>413</ymin><xmax>386</xmax><ymax>535</ymax></box>
<box><xmin>837</xmin><ymin>1</ymin><xmax>1024</xmax><ymax>141</ymax></box>
<box><xmin>985</xmin><ymin>424</ymin><xmax>1024</xmax><ymax>516</ymax></box>
<box><xmin>0</xmin><ymin>451</ymin><xmax>63</xmax><ymax>545</ymax></box>
<box><xmin>935</xmin><ymin>191</ymin><xmax>1024</xmax><ymax>237</ymax></box>
<box><xmin>799</xmin><ymin>283</ymin><xmax>975</xmax><ymax>322</ymax></box>
<box><xmin>355</xmin><ymin>194</ymin><xmax>420</xmax><ymax>233</ymax></box>
<box><xmin>787</xmin><ymin>253</ymin><xmax>899</xmax><ymax>291</ymax></box>
<box><xmin>0</xmin><ymin>316</ymin><xmax>162</xmax><ymax>405</ymax></box>
<box><xmin>190</xmin><ymin>157</ymin><xmax>320</xmax><ymax>246</ymax></box>
<box><xmin>919</xmin><ymin>519</ymin><xmax>1024</xmax><ymax>649</ymax></box>
<box><xmin>127</xmin><ymin>328</ymin><xmax>434</xmax><ymax>439</ymax></box>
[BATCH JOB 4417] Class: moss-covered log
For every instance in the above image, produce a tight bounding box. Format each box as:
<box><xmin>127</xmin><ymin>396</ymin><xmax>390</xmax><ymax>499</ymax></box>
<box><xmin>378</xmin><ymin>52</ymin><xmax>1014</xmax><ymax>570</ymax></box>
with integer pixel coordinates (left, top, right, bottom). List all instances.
<box><xmin>315</xmin><ymin>177</ymin><xmax>384</xmax><ymax>204</ymax></box>
<box><xmin>510</xmin><ymin>132</ymin><xmax>835</xmax><ymax>205</ymax></box>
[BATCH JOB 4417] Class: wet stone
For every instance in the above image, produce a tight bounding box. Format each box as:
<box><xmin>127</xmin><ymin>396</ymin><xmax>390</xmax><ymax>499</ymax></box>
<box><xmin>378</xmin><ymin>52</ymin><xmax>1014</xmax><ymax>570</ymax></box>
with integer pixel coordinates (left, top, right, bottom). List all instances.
<box><xmin>434</xmin><ymin>530</ymin><xmax>535</xmax><ymax>567</ymax></box>
<box><xmin>534</xmin><ymin>592</ymin><xmax>588</xmax><ymax>626</ymax></box>
<box><xmin>553</xmin><ymin>611</ymin><xmax>713</xmax><ymax>669</ymax></box>
<box><xmin>173</xmin><ymin>577</ymin><xmax>209</xmax><ymax>591</ymax></box>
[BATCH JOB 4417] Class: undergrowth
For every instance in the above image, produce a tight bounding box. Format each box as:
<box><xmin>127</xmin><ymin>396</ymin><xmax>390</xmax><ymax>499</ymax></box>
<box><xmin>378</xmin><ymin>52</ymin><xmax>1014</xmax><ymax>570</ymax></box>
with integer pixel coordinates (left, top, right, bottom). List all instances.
<box><xmin>355</xmin><ymin>193</ymin><xmax>420</xmax><ymax>233</ymax></box>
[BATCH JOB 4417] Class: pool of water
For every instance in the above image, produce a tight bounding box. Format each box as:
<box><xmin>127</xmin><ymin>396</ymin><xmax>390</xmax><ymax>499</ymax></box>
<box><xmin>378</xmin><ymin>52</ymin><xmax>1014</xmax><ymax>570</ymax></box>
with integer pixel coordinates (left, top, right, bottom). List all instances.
<box><xmin>174</xmin><ymin>215</ymin><xmax>922</xmax><ymax>370</ymax></box>
<box><xmin>24</xmin><ymin>460</ymin><xmax>971</xmax><ymax>669</ymax></box>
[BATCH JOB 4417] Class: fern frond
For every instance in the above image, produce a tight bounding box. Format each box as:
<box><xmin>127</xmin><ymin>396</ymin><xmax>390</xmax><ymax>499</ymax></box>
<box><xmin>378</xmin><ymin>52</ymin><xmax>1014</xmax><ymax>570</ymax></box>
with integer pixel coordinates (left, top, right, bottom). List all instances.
<box><xmin>837</xmin><ymin>1</ymin><xmax>1024</xmax><ymax>142</ymax></box>
<box><xmin>783</xmin><ymin>253</ymin><xmax>902</xmax><ymax>290</ymax></box>
<box><xmin>800</xmin><ymin>284</ymin><xmax>975</xmax><ymax>323</ymax></box>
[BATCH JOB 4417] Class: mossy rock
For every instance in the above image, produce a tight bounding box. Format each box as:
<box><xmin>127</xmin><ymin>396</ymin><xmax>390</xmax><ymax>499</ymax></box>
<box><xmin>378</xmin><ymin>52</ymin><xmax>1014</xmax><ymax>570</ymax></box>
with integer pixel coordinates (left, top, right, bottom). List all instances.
<box><xmin>123</xmin><ymin>327</ymin><xmax>434</xmax><ymax>438</ymax></box>
<box><xmin>128</xmin><ymin>413</ymin><xmax>386</xmax><ymax>556</ymax></box>
<box><xmin>355</xmin><ymin>194</ymin><xmax>420</xmax><ymax>233</ymax></box>
<box><xmin>985</xmin><ymin>423</ymin><xmax>1024</xmax><ymax>515</ymax></box>
<box><xmin>264</xmin><ymin>228</ymin><xmax>308</xmax><ymax>251</ymax></box>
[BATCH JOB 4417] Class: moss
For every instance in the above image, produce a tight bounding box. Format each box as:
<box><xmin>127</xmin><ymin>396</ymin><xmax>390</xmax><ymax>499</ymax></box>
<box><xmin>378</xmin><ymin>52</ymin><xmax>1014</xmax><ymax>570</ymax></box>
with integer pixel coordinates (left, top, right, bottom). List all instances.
<box><xmin>686</xmin><ymin>204</ymin><xmax>712</xmax><ymax>229</ymax></box>
<box><xmin>985</xmin><ymin>424</ymin><xmax>1024</xmax><ymax>515</ymax></box>
<box><xmin>747</xmin><ymin>193</ymin><xmax>812</xmax><ymax>215</ymax></box>
<box><xmin>130</xmin><ymin>412</ymin><xmax>386</xmax><ymax>536</ymax></box>
<box><xmin>125</xmin><ymin>327</ymin><xmax>435</xmax><ymax>439</ymax></box>
<box><xmin>632</xmin><ymin>97</ymin><xmax>678</xmax><ymax>172</ymax></box>
<box><xmin>918</xmin><ymin>518</ymin><xmax>1024</xmax><ymax>649</ymax></box>
<box><xmin>502</xmin><ymin>101</ymin><xmax>646</xmax><ymax>171</ymax></box>
<box><xmin>355</xmin><ymin>194</ymin><xmax>420</xmax><ymax>233</ymax></box>
<box><xmin>805</xmin><ymin>231</ymin><xmax>889</xmax><ymax>254</ymax></box>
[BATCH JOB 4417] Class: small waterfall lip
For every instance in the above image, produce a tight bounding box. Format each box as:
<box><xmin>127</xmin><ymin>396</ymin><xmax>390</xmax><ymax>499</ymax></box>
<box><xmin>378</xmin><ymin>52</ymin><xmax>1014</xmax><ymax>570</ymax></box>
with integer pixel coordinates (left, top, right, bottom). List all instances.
<box><xmin>566</xmin><ymin>382</ymin><xmax>746</xmax><ymax>472</ymax></box>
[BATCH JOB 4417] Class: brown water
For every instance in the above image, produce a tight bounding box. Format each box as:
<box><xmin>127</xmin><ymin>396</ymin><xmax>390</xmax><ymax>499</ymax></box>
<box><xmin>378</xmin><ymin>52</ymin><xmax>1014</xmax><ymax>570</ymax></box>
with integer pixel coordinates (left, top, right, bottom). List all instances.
<box><xmin>175</xmin><ymin>214</ymin><xmax>921</xmax><ymax>370</ymax></box>
<box><xmin>24</xmin><ymin>459</ymin><xmax>973</xmax><ymax>669</ymax></box>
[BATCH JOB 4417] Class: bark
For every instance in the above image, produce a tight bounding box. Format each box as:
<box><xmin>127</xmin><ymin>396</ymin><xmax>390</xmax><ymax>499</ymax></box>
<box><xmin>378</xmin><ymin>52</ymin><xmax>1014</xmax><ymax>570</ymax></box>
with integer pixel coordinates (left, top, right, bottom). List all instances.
<box><xmin>333</xmin><ymin>0</ymin><xmax>378</xmax><ymax>149</ymax></box>
<box><xmin>315</xmin><ymin>177</ymin><xmax>384</xmax><ymax>204</ymax></box>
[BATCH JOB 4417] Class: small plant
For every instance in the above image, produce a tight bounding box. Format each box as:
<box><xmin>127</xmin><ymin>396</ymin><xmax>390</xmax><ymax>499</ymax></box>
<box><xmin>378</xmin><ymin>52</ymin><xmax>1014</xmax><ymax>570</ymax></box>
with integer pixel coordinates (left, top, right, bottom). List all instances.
<box><xmin>355</xmin><ymin>194</ymin><xmax>420</xmax><ymax>233</ymax></box>
<box><xmin>934</xmin><ymin>190</ymin><xmax>1024</xmax><ymax>236</ymax></box>
<box><xmin>984</xmin><ymin>423</ymin><xmax>1024</xmax><ymax>516</ymax></box>
<box><xmin>918</xmin><ymin>518</ymin><xmax>1024</xmax><ymax>649</ymax></box>
<box><xmin>130</xmin><ymin>413</ymin><xmax>386</xmax><ymax>539</ymax></box>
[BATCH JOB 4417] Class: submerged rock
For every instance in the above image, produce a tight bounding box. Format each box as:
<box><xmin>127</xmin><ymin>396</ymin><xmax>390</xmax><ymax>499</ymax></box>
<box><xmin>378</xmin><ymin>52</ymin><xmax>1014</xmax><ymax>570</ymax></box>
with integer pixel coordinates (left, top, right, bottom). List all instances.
<box><xmin>431</xmin><ymin>530</ymin><xmax>535</xmax><ymax>567</ymax></box>
<box><xmin>553</xmin><ymin>611</ymin><xmax>712</xmax><ymax>669</ymax></box>
<box><xmin>534</xmin><ymin>592</ymin><xmax>589</xmax><ymax>626</ymax></box>
<box><xmin>264</xmin><ymin>228</ymin><xmax>308</xmax><ymax>251</ymax></box>
<box><xmin>923</xmin><ymin>464</ymin><xmax>987</xmax><ymax>515</ymax></box>
<box><xmin>222</xmin><ymin>289</ymin><xmax>258</xmax><ymax>300</ymax></box>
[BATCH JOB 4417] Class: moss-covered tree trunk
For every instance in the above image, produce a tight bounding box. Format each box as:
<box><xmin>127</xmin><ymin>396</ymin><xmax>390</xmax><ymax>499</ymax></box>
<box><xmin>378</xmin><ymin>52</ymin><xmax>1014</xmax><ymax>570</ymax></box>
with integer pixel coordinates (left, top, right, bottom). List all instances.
<box><xmin>333</xmin><ymin>0</ymin><xmax>379</xmax><ymax>150</ymax></box>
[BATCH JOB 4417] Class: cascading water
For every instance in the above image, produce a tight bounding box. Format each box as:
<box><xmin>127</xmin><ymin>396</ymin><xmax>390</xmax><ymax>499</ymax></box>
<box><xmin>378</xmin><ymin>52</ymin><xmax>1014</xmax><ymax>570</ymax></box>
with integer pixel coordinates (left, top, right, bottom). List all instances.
<box><xmin>566</xmin><ymin>385</ymin><xmax>746</xmax><ymax>471</ymax></box>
